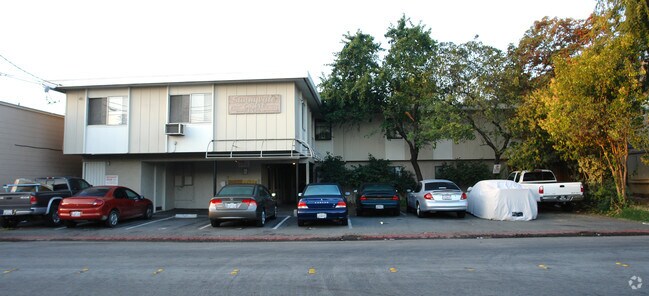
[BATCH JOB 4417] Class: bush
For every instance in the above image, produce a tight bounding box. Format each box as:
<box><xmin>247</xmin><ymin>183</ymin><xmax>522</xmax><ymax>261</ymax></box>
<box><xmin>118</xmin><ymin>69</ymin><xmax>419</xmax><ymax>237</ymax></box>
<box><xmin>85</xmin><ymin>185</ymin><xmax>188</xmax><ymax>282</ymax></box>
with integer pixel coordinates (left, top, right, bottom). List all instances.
<box><xmin>583</xmin><ymin>179</ymin><xmax>618</xmax><ymax>213</ymax></box>
<box><xmin>436</xmin><ymin>161</ymin><xmax>493</xmax><ymax>189</ymax></box>
<box><xmin>316</xmin><ymin>154</ymin><xmax>416</xmax><ymax>193</ymax></box>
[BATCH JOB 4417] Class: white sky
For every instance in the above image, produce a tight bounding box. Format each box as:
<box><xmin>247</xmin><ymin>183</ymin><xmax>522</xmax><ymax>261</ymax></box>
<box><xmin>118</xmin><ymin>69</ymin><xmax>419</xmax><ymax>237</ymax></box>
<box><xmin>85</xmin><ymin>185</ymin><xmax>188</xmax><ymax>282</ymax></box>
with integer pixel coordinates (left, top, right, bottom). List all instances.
<box><xmin>0</xmin><ymin>0</ymin><xmax>596</xmax><ymax>115</ymax></box>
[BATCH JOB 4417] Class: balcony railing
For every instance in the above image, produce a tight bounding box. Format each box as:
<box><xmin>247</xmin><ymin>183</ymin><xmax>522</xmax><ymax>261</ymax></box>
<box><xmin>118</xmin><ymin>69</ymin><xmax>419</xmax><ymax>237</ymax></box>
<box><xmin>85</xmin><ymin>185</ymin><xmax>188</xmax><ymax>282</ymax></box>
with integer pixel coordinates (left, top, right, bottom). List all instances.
<box><xmin>205</xmin><ymin>138</ymin><xmax>321</xmax><ymax>160</ymax></box>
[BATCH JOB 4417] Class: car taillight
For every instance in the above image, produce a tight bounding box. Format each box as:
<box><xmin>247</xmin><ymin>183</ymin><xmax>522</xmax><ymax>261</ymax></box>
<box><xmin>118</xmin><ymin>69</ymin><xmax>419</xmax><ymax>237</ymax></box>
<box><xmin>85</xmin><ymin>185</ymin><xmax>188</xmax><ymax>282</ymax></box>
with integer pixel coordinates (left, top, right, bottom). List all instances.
<box><xmin>210</xmin><ymin>198</ymin><xmax>223</xmax><ymax>205</ymax></box>
<box><xmin>392</xmin><ymin>195</ymin><xmax>399</xmax><ymax>201</ymax></box>
<box><xmin>92</xmin><ymin>199</ymin><xmax>104</xmax><ymax>206</ymax></box>
<box><xmin>424</xmin><ymin>193</ymin><xmax>433</xmax><ymax>200</ymax></box>
<box><xmin>242</xmin><ymin>199</ymin><xmax>257</xmax><ymax>206</ymax></box>
<box><xmin>461</xmin><ymin>192</ymin><xmax>467</xmax><ymax>200</ymax></box>
<box><xmin>297</xmin><ymin>200</ymin><xmax>308</xmax><ymax>209</ymax></box>
<box><xmin>30</xmin><ymin>196</ymin><xmax>37</xmax><ymax>205</ymax></box>
<box><xmin>360</xmin><ymin>195</ymin><xmax>367</xmax><ymax>201</ymax></box>
<box><xmin>539</xmin><ymin>186</ymin><xmax>544</xmax><ymax>194</ymax></box>
<box><xmin>335</xmin><ymin>200</ymin><xmax>347</xmax><ymax>208</ymax></box>
<box><xmin>580</xmin><ymin>184</ymin><xmax>584</xmax><ymax>193</ymax></box>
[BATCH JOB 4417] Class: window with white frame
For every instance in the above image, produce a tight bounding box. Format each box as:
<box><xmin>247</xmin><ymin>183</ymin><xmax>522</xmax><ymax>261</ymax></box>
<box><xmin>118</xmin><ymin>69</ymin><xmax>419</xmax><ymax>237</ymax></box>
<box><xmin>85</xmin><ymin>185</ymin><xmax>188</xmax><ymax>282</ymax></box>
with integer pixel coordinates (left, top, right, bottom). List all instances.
<box><xmin>88</xmin><ymin>96</ymin><xmax>128</xmax><ymax>125</ymax></box>
<box><xmin>301</xmin><ymin>100</ymin><xmax>307</xmax><ymax>131</ymax></box>
<box><xmin>169</xmin><ymin>94</ymin><xmax>212</xmax><ymax>123</ymax></box>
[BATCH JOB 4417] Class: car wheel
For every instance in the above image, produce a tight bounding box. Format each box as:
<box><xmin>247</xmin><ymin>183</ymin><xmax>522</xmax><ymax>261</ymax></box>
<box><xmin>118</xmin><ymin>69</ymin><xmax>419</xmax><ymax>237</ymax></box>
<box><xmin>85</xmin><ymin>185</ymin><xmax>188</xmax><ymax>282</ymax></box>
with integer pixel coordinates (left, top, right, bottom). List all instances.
<box><xmin>64</xmin><ymin>221</ymin><xmax>77</xmax><ymax>228</ymax></box>
<box><xmin>256</xmin><ymin>209</ymin><xmax>266</xmax><ymax>227</ymax></box>
<box><xmin>143</xmin><ymin>205</ymin><xmax>153</xmax><ymax>220</ymax></box>
<box><xmin>341</xmin><ymin>217</ymin><xmax>348</xmax><ymax>226</ymax></box>
<box><xmin>105</xmin><ymin>210</ymin><xmax>119</xmax><ymax>228</ymax></box>
<box><xmin>46</xmin><ymin>202</ymin><xmax>61</xmax><ymax>226</ymax></box>
<box><xmin>0</xmin><ymin>217</ymin><xmax>18</xmax><ymax>228</ymax></box>
<box><xmin>457</xmin><ymin>211</ymin><xmax>466</xmax><ymax>218</ymax></box>
<box><xmin>210</xmin><ymin>219</ymin><xmax>221</xmax><ymax>227</ymax></box>
<box><xmin>416</xmin><ymin>202</ymin><xmax>425</xmax><ymax>218</ymax></box>
<box><xmin>297</xmin><ymin>219</ymin><xmax>305</xmax><ymax>227</ymax></box>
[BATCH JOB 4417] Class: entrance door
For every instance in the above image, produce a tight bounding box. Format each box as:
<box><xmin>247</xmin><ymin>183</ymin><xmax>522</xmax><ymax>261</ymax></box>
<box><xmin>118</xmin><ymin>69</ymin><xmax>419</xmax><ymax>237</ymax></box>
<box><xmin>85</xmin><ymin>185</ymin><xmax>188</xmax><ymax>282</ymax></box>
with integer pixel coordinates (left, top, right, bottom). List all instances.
<box><xmin>267</xmin><ymin>164</ymin><xmax>296</xmax><ymax>205</ymax></box>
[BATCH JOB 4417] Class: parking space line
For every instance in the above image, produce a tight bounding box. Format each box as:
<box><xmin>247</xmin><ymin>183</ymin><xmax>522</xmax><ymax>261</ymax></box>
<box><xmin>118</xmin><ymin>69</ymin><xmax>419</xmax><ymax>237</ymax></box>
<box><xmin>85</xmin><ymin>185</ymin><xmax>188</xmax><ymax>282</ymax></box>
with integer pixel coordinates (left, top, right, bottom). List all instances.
<box><xmin>199</xmin><ymin>224</ymin><xmax>212</xmax><ymax>230</ymax></box>
<box><xmin>272</xmin><ymin>216</ymin><xmax>291</xmax><ymax>230</ymax></box>
<box><xmin>125</xmin><ymin>216</ymin><xmax>175</xmax><ymax>230</ymax></box>
<box><xmin>348</xmin><ymin>218</ymin><xmax>353</xmax><ymax>229</ymax></box>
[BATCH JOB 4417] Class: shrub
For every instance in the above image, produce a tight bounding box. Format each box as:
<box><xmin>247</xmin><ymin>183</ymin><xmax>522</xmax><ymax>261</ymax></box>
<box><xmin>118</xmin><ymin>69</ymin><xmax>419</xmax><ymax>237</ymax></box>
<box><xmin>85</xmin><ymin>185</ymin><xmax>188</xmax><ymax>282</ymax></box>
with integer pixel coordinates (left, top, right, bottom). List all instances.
<box><xmin>436</xmin><ymin>161</ymin><xmax>493</xmax><ymax>189</ymax></box>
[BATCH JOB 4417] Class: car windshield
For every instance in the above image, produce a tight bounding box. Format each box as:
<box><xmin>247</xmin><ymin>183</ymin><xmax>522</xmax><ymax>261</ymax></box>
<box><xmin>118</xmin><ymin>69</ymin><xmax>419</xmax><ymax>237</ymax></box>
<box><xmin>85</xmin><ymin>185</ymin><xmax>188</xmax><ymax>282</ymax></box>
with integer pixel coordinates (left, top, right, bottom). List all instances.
<box><xmin>76</xmin><ymin>187</ymin><xmax>110</xmax><ymax>197</ymax></box>
<box><xmin>218</xmin><ymin>185</ymin><xmax>255</xmax><ymax>196</ymax></box>
<box><xmin>303</xmin><ymin>185</ymin><xmax>341</xmax><ymax>196</ymax></box>
<box><xmin>362</xmin><ymin>184</ymin><xmax>395</xmax><ymax>192</ymax></box>
<box><xmin>425</xmin><ymin>182</ymin><xmax>460</xmax><ymax>191</ymax></box>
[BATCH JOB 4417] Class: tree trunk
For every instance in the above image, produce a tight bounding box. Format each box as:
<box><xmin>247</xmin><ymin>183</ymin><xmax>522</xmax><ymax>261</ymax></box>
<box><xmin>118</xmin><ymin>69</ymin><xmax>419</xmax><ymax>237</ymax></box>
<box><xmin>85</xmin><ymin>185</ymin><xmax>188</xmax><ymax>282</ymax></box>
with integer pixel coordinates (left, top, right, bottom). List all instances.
<box><xmin>493</xmin><ymin>153</ymin><xmax>502</xmax><ymax>176</ymax></box>
<box><xmin>408</xmin><ymin>144</ymin><xmax>423</xmax><ymax>181</ymax></box>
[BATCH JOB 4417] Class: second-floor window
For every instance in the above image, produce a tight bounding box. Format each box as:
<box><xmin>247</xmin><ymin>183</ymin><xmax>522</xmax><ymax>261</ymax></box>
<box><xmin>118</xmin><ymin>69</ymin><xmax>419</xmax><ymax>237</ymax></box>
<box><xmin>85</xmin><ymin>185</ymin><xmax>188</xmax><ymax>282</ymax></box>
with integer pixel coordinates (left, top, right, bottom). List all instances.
<box><xmin>88</xmin><ymin>96</ymin><xmax>128</xmax><ymax>125</ymax></box>
<box><xmin>169</xmin><ymin>94</ymin><xmax>212</xmax><ymax>123</ymax></box>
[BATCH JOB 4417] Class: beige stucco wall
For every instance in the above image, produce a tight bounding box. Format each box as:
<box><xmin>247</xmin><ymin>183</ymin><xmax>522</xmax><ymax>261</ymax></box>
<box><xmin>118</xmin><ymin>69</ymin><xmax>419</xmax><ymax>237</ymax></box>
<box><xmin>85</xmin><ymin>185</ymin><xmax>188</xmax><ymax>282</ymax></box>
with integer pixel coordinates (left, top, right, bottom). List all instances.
<box><xmin>0</xmin><ymin>102</ymin><xmax>82</xmax><ymax>184</ymax></box>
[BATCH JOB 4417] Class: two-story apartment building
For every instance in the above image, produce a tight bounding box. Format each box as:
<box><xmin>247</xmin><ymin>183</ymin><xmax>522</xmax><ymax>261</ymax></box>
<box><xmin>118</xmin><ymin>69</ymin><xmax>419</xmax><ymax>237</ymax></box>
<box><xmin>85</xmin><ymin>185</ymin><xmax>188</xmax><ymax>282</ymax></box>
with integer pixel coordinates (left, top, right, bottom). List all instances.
<box><xmin>57</xmin><ymin>74</ymin><xmax>321</xmax><ymax>211</ymax></box>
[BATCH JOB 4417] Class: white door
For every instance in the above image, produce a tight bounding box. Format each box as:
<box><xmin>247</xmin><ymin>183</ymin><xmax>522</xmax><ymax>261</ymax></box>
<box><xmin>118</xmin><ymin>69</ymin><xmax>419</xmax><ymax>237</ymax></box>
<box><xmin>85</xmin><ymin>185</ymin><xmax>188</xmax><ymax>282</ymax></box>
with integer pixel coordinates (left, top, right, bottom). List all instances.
<box><xmin>84</xmin><ymin>162</ymin><xmax>106</xmax><ymax>186</ymax></box>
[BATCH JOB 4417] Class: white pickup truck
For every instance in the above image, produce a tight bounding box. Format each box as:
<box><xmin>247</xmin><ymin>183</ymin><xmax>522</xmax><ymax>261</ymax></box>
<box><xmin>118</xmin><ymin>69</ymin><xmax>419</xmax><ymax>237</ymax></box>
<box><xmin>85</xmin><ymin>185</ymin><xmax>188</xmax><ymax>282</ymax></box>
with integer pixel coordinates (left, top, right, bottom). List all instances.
<box><xmin>507</xmin><ymin>170</ymin><xmax>583</xmax><ymax>203</ymax></box>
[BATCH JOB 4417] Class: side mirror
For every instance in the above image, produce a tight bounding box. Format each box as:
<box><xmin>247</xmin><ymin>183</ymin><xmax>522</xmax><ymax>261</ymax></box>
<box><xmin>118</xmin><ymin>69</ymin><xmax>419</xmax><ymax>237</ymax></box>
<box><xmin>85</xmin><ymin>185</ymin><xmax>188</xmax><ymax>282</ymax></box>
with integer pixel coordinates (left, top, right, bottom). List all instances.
<box><xmin>345</xmin><ymin>192</ymin><xmax>351</xmax><ymax>196</ymax></box>
<box><xmin>353</xmin><ymin>189</ymin><xmax>358</xmax><ymax>193</ymax></box>
<box><xmin>298</xmin><ymin>193</ymin><xmax>303</xmax><ymax>197</ymax></box>
<box><xmin>467</xmin><ymin>187</ymin><xmax>473</xmax><ymax>193</ymax></box>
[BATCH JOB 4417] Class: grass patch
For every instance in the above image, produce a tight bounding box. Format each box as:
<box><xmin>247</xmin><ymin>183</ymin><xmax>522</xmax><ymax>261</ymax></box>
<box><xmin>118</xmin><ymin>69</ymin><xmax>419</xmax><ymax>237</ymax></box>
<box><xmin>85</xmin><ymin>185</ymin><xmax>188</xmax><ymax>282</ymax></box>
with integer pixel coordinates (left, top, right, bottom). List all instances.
<box><xmin>612</xmin><ymin>206</ymin><xmax>649</xmax><ymax>222</ymax></box>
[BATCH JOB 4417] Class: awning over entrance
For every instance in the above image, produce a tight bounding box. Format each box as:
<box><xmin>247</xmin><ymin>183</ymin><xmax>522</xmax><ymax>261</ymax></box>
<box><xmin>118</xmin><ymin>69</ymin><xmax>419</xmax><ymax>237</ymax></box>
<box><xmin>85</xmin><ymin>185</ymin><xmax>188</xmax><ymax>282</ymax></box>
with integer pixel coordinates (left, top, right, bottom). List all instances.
<box><xmin>205</xmin><ymin>138</ymin><xmax>321</xmax><ymax>160</ymax></box>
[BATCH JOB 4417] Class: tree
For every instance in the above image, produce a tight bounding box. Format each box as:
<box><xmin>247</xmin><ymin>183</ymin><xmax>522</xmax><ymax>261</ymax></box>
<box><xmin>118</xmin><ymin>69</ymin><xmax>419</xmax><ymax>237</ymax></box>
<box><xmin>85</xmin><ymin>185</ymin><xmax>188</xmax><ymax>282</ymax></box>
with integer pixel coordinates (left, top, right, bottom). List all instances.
<box><xmin>508</xmin><ymin>17</ymin><xmax>593</xmax><ymax>172</ymax></box>
<box><xmin>380</xmin><ymin>16</ymin><xmax>473</xmax><ymax>181</ymax></box>
<box><xmin>539</xmin><ymin>0</ymin><xmax>649</xmax><ymax>210</ymax></box>
<box><xmin>319</xmin><ymin>31</ymin><xmax>383</xmax><ymax>125</ymax></box>
<box><xmin>443</xmin><ymin>40</ymin><xmax>522</xmax><ymax>170</ymax></box>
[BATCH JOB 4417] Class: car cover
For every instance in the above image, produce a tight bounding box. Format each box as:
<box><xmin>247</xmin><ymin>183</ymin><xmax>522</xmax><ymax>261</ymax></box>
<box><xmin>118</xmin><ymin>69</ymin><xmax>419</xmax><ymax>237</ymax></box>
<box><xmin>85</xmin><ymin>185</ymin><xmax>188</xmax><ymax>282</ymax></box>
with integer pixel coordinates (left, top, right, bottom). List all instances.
<box><xmin>467</xmin><ymin>180</ymin><xmax>538</xmax><ymax>221</ymax></box>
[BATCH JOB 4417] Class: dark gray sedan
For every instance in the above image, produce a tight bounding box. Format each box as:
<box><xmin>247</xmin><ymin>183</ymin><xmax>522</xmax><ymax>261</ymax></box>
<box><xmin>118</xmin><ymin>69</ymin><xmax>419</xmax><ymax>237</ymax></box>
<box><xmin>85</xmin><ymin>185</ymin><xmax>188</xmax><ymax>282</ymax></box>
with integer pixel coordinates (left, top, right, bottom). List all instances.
<box><xmin>208</xmin><ymin>184</ymin><xmax>277</xmax><ymax>227</ymax></box>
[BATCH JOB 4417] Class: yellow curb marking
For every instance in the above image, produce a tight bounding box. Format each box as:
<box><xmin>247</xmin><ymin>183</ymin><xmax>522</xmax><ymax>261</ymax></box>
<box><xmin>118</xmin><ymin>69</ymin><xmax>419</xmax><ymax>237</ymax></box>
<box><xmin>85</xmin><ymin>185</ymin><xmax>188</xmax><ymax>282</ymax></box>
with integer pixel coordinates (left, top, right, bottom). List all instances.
<box><xmin>616</xmin><ymin>262</ymin><xmax>630</xmax><ymax>267</ymax></box>
<box><xmin>78</xmin><ymin>268</ymin><xmax>89</xmax><ymax>274</ymax></box>
<box><xmin>230</xmin><ymin>269</ymin><xmax>239</xmax><ymax>276</ymax></box>
<box><xmin>308</xmin><ymin>268</ymin><xmax>316</xmax><ymax>275</ymax></box>
<box><xmin>465</xmin><ymin>267</ymin><xmax>476</xmax><ymax>272</ymax></box>
<box><xmin>3</xmin><ymin>268</ymin><xmax>17</xmax><ymax>274</ymax></box>
<box><xmin>153</xmin><ymin>268</ymin><xmax>164</xmax><ymax>275</ymax></box>
<box><xmin>538</xmin><ymin>264</ymin><xmax>550</xmax><ymax>270</ymax></box>
<box><xmin>389</xmin><ymin>267</ymin><xmax>397</xmax><ymax>273</ymax></box>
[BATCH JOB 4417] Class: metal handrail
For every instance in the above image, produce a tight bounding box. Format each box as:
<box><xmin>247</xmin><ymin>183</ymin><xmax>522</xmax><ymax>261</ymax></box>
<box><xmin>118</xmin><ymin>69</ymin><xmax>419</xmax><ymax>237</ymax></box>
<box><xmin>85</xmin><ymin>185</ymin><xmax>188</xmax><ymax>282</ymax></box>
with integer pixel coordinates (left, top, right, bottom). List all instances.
<box><xmin>206</xmin><ymin>138</ymin><xmax>321</xmax><ymax>160</ymax></box>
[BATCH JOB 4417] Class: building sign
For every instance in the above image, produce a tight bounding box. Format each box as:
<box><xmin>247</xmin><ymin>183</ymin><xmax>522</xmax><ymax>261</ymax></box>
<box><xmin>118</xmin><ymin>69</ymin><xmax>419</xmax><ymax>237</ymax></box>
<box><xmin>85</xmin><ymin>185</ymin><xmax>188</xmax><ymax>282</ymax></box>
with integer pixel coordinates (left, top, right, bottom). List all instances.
<box><xmin>105</xmin><ymin>175</ymin><xmax>119</xmax><ymax>185</ymax></box>
<box><xmin>228</xmin><ymin>95</ymin><xmax>281</xmax><ymax>114</ymax></box>
<box><xmin>493</xmin><ymin>164</ymin><xmax>501</xmax><ymax>174</ymax></box>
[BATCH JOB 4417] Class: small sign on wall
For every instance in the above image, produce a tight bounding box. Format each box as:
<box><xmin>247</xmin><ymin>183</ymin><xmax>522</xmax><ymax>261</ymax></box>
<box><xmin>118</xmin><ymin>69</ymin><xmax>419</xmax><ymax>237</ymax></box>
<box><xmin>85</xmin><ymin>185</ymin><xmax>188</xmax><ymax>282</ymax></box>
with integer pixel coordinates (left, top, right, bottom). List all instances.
<box><xmin>105</xmin><ymin>175</ymin><xmax>119</xmax><ymax>185</ymax></box>
<box><xmin>492</xmin><ymin>164</ymin><xmax>502</xmax><ymax>174</ymax></box>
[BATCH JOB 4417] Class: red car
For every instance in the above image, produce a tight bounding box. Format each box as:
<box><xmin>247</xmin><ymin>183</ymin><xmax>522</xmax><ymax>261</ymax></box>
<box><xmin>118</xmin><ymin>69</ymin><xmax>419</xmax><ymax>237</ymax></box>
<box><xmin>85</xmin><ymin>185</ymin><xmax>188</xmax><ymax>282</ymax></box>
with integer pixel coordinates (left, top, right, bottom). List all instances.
<box><xmin>58</xmin><ymin>186</ymin><xmax>153</xmax><ymax>228</ymax></box>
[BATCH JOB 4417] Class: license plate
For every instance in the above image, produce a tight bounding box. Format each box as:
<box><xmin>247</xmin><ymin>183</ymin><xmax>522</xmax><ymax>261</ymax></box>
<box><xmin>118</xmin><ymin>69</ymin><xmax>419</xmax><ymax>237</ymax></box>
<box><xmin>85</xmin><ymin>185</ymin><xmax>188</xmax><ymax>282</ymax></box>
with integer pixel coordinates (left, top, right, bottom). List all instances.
<box><xmin>375</xmin><ymin>205</ymin><xmax>384</xmax><ymax>209</ymax></box>
<box><xmin>442</xmin><ymin>195</ymin><xmax>452</xmax><ymax>200</ymax></box>
<box><xmin>316</xmin><ymin>213</ymin><xmax>327</xmax><ymax>219</ymax></box>
<box><xmin>225</xmin><ymin>203</ymin><xmax>238</xmax><ymax>209</ymax></box>
<box><xmin>71</xmin><ymin>211</ymin><xmax>81</xmax><ymax>217</ymax></box>
<box><xmin>3</xmin><ymin>209</ymin><xmax>13</xmax><ymax>215</ymax></box>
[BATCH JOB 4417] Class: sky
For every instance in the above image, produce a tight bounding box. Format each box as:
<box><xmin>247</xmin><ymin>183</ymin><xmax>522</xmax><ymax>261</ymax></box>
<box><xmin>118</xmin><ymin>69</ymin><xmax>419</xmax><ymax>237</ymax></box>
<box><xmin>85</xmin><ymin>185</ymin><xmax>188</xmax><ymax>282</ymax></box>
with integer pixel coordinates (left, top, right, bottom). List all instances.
<box><xmin>0</xmin><ymin>0</ymin><xmax>597</xmax><ymax>115</ymax></box>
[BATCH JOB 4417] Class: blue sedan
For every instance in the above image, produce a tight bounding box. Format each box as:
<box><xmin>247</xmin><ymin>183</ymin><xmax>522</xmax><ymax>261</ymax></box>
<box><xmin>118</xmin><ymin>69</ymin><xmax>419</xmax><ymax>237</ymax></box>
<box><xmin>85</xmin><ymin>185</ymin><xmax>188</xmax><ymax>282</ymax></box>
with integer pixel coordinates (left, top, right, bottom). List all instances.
<box><xmin>296</xmin><ymin>183</ymin><xmax>349</xmax><ymax>226</ymax></box>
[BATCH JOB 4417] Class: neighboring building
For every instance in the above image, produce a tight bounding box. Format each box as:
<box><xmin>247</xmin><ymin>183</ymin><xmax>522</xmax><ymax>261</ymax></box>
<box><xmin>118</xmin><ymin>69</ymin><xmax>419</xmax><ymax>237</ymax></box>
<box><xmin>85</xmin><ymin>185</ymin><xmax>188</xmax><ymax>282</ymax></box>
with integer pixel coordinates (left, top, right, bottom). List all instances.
<box><xmin>0</xmin><ymin>101</ymin><xmax>82</xmax><ymax>185</ymax></box>
<box><xmin>56</xmin><ymin>73</ymin><xmax>322</xmax><ymax>211</ymax></box>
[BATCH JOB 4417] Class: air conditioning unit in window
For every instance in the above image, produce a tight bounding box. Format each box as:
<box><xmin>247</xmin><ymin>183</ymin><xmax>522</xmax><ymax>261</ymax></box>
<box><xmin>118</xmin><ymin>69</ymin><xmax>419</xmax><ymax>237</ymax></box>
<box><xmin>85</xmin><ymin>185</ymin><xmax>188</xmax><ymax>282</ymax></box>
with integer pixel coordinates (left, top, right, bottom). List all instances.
<box><xmin>165</xmin><ymin>123</ymin><xmax>185</xmax><ymax>136</ymax></box>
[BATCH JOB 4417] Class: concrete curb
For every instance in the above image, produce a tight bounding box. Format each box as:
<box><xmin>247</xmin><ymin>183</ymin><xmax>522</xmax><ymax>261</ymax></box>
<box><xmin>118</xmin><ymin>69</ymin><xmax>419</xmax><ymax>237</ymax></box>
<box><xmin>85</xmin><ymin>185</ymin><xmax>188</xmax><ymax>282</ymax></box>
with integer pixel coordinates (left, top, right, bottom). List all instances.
<box><xmin>3</xmin><ymin>229</ymin><xmax>649</xmax><ymax>243</ymax></box>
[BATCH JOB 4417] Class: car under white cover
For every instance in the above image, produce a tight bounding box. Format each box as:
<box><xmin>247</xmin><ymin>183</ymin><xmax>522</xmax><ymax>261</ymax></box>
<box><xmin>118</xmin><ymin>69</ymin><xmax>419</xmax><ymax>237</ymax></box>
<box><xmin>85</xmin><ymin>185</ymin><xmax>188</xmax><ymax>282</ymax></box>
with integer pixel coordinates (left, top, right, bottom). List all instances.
<box><xmin>467</xmin><ymin>180</ymin><xmax>538</xmax><ymax>221</ymax></box>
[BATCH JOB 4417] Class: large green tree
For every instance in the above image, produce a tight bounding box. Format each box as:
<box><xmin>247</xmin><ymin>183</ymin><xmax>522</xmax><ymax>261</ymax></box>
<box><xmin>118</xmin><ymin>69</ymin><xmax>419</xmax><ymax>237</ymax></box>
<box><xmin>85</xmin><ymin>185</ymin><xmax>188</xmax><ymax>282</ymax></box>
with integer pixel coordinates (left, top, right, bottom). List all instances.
<box><xmin>443</xmin><ymin>40</ymin><xmax>522</xmax><ymax>169</ymax></box>
<box><xmin>539</xmin><ymin>0</ymin><xmax>649</xmax><ymax>210</ymax></box>
<box><xmin>380</xmin><ymin>16</ymin><xmax>473</xmax><ymax>180</ymax></box>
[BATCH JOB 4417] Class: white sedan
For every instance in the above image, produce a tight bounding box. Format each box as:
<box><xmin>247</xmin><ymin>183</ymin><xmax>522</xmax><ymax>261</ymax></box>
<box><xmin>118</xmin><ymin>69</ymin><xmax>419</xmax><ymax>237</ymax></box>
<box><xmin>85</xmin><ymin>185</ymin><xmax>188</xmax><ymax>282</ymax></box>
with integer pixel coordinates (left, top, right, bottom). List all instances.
<box><xmin>406</xmin><ymin>179</ymin><xmax>467</xmax><ymax>218</ymax></box>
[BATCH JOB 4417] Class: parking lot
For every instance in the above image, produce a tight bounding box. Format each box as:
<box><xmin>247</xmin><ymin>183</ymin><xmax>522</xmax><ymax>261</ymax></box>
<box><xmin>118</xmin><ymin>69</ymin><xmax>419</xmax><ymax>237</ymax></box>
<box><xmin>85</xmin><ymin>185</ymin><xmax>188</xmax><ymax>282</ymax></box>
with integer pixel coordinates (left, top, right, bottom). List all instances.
<box><xmin>2</xmin><ymin>206</ymin><xmax>649</xmax><ymax>242</ymax></box>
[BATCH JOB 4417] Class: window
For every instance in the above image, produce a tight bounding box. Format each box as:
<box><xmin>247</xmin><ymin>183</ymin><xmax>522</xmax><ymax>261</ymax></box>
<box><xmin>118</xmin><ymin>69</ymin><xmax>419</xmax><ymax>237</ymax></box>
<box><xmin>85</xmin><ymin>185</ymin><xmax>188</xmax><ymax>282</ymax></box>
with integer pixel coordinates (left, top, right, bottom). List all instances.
<box><xmin>169</xmin><ymin>94</ymin><xmax>212</xmax><ymax>123</ymax></box>
<box><xmin>425</xmin><ymin>182</ymin><xmax>460</xmax><ymax>191</ymax></box>
<box><xmin>125</xmin><ymin>189</ymin><xmax>140</xmax><ymax>200</ymax></box>
<box><xmin>386</xmin><ymin>127</ymin><xmax>403</xmax><ymax>139</ymax></box>
<box><xmin>88</xmin><ymin>97</ymin><xmax>128</xmax><ymax>125</ymax></box>
<box><xmin>301</xmin><ymin>100</ymin><xmax>307</xmax><ymax>131</ymax></box>
<box><xmin>315</xmin><ymin>121</ymin><xmax>332</xmax><ymax>140</ymax></box>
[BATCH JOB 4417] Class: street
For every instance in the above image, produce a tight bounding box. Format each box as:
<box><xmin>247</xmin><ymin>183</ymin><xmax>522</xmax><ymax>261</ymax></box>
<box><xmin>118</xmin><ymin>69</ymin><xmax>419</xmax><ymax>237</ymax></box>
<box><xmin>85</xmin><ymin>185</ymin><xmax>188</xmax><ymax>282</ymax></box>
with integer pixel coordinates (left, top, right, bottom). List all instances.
<box><xmin>0</xmin><ymin>236</ymin><xmax>647</xmax><ymax>295</ymax></box>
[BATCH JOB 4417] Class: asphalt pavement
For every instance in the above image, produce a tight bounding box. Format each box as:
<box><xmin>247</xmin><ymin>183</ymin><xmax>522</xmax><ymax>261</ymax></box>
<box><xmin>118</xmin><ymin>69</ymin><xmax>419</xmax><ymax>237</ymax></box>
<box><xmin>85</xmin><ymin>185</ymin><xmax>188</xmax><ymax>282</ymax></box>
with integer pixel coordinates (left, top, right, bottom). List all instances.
<box><xmin>1</xmin><ymin>205</ymin><xmax>648</xmax><ymax>242</ymax></box>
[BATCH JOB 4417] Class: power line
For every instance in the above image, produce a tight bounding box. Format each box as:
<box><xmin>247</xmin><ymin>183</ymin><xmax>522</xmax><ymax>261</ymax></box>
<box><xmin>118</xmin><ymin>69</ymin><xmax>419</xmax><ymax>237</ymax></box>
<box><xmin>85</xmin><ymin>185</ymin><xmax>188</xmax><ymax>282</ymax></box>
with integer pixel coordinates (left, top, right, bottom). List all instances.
<box><xmin>0</xmin><ymin>53</ymin><xmax>59</xmax><ymax>87</ymax></box>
